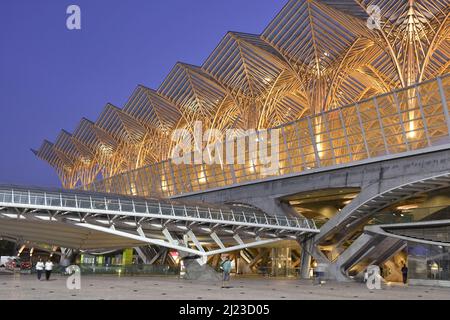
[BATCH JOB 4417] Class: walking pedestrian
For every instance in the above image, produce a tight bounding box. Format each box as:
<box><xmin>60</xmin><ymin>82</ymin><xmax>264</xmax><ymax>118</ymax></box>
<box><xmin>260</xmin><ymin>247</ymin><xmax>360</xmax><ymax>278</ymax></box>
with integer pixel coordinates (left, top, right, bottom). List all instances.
<box><xmin>45</xmin><ymin>259</ymin><xmax>54</xmax><ymax>281</ymax></box>
<box><xmin>36</xmin><ymin>258</ymin><xmax>44</xmax><ymax>281</ymax></box>
<box><xmin>401</xmin><ymin>263</ymin><xmax>408</xmax><ymax>285</ymax></box>
<box><xmin>221</xmin><ymin>256</ymin><xmax>232</xmax><ymax>287</ymax></box>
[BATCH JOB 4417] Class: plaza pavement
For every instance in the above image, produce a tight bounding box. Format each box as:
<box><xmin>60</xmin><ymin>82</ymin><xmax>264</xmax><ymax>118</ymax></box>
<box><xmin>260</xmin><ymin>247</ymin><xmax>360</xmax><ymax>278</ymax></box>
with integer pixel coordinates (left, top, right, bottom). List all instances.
<box><xmin>0</xmin><ymin>274</ymin><xmax>449</xmax><ymax>300</ymax></box>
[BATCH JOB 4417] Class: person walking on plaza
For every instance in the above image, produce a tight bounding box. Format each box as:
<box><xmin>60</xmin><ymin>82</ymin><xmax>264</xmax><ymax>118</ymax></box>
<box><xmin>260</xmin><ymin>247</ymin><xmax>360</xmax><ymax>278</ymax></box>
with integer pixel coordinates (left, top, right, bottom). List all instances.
<box><xmin>401</xmin><ymin>263</ymin><xmax>409</xmax><ymax>285</ymax></box>
<box><xmin>35</xmin><ymin>258</ymin><xmax>44</xmax><ymax>281</ymax></box>
<box><xmin>221</xmin><ymin>256</ymin><xmax>232</xmax><ymax>287</ymax></box>
<box><xmin>45</xmin><ymin>259</ymin><xmax>54</xmax><ymax>281</ymax></box>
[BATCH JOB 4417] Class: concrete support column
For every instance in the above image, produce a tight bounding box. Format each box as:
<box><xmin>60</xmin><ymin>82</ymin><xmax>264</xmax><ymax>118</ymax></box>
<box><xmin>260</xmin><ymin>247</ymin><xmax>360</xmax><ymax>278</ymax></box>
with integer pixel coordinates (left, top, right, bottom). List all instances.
<box><xmin>179</xmin><ymin>251</ymin><xmax>222</xmax><ymax>281</ymax></box>
<box><xmin>59</xmin><ymin>248</ymin><xmax>77</xmax><ymax>267</ymax></box>
<box><xmin>299</xmin><ymin>239</ymin><xmax>313</xmax><ymax>279</ymax></box>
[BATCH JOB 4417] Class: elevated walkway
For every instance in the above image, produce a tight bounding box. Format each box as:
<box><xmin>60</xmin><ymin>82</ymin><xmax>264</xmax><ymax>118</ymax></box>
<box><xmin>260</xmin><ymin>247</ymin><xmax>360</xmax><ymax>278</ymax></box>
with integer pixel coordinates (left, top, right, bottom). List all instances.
<box><xmin>0</xmin><ymin>185</ymin><xmax>319</xmax><ymax>258</ymax></box>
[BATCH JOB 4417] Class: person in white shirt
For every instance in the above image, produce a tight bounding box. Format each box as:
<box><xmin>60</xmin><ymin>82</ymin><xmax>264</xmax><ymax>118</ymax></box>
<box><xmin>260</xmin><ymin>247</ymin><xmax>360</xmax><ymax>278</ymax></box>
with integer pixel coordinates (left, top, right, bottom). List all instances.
<box><xmin>45</xmin><ymin>259</ymin><xmax>54</xmax><ymax>281</ymax></box>
<box><xmin>35</xmin><ymin>258</ymin><xmax>45</xmax><ymax>281</ymax></box>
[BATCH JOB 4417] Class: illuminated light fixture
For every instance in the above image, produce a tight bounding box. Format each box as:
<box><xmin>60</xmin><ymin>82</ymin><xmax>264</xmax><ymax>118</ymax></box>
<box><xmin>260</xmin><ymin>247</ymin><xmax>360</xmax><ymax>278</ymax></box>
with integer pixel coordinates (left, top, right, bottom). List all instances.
<box><xmin>161</xmin><ymin>178</ymin><xmax>168</xmax><ymax>192</ymax></box>
<box><xmin>18</xmin><ymin>245</ymin><xmax>26</xmax><ymax>256</ymax></box>
<box><xmin>431</xmin><ymin>262</ymin><xmax>439</xmax><ymax>272</ymax></box>
<box><xmin>177</xmin><ymin>226</ymin><xmax>188</xmax><ymax>231</ymax></box>
<box><xmin>36</xmin><ymin>216</ymin><xmax>52</xmax><ymax>221</ymax></box>
<box><xmin>130</xmin><ymin>183</ymin><xmax>137</xmax><ymax>196</ymax></box>
<box><xmin>198</xmin><ymin>170</ymin><xmax>207</xmax><ymax>184</ymax></box>
<box><xmin>248</xmin><ymin>159</ymin><xmax>257</xmax><ymax>173</ymax></box>
<box><xmin>407</xmin><ymin>132</ymin><xmax>417</xmax><ymax>139</ymax></box>
<box><xmin>223</xmin><ymin>229</ymin><xmax>234</xmax><ymax>234</ymax></box>
<box><xmin>407</xmin><ymin>121</ymin><xmax>417</xmax><ymax>138</ymax></box>
<box><xmin>151</xmin><ymin>224</ymin><xmax>163</xmax><ymax>229</ymax></box>
<box><xmin>316</xmin><ymin>142</ymin><xmax>324</xmax><ymax>158</ymax></box>
<box><xmin>2</xmin><ymin>214</ymin><xmax>26</xmax><ymax>219</ymax></box>
<box><xmin>396</xmin><ymin>204</ymin><xmax>419</xmax><ymax>211</ymax></box>
<box><xmin>201</xmin><ymin>227</ymin><xmax>212</xmax><ymax>233</ymax></box>
<box><xmin>96</xmin><ymin>220</ymin><xmax>110</xmax><ymax>225</ymax></box>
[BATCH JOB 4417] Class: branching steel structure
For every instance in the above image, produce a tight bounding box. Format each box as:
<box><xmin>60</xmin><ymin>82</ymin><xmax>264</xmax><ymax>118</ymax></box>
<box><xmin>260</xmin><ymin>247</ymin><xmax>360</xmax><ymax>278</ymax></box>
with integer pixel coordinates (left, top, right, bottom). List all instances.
<box><xmin>34</xmin><ymin>0</ymin><xmax>450</xmax><ymax>189</ymax></box>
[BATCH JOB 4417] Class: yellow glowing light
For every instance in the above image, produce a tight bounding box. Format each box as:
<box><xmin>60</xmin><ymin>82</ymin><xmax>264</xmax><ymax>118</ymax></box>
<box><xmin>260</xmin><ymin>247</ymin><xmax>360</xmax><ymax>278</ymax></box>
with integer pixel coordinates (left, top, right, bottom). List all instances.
<box><xmin>248</xmin><ymin>160</ymin><xmax>257</xmax><ymax>173</ymax></box>
<box><xmin>130</xmin><ymin>183</ymin><xmax>137</xmax><ymax>196</ymax></box>
<box><xmin>161</xmin><ymin>178</ymin><xmax>168</xmax><ymax>192</ymax></box>
<box><xmin>407</xmin><ymin>121</ymin><xmax>417</xmax><ymax>139</ymax></box>
<box><xmin>198</xmin><ymin>170</ymin><xmax>207</xmax><ymax>184</ymax></box>
<box><xmin>396</xmin><ymin>204</ymin><xmax>419</xmax><ymax>211</ymax></box>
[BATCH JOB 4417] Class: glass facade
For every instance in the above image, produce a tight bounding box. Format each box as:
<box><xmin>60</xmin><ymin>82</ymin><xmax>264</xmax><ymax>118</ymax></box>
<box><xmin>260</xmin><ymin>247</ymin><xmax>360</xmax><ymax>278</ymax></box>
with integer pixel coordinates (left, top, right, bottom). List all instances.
<box><xmin>85</xmin><ymin>75</ymin><xmax>450</xmax><ymax>198</ymax></box>
<box><xmin>409</xmin><ymin>243</ymin><xmax>450</xmax><ymax>283</ymax></box>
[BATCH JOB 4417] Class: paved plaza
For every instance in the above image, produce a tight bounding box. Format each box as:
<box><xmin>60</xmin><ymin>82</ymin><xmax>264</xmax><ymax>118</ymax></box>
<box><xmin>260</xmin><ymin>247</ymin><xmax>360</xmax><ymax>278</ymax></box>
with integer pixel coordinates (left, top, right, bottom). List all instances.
<box><xmin>0</xmin><ymin>274</ymin><xmax>449</xmax><ymax>300</ymax></box>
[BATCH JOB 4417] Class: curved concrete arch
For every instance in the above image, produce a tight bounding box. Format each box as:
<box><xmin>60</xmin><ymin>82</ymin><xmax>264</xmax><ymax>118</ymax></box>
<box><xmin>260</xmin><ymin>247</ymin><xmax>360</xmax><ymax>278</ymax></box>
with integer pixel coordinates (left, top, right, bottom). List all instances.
<box><xmin>316</xmin><ymin>172</ymin><xmax>450</xmax><ymax>247</ymax></box>
<box><xmin>366</xmin><ymin>220</ymin><xmax>450</xmax><ymax>247</ymax></box>
<box><xmin>315</xmin><ymin>173</ymin><xmax>450</xmax><ymax>281</ymax></box>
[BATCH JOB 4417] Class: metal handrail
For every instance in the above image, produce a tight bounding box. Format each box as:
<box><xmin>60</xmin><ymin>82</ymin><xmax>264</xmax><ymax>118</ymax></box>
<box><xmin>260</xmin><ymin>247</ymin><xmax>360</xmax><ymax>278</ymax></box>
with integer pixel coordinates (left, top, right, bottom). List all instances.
<box><xmin>0</xmin><ymin>186</ymin><xmax>318</xmax><ymax>231</ymax></box>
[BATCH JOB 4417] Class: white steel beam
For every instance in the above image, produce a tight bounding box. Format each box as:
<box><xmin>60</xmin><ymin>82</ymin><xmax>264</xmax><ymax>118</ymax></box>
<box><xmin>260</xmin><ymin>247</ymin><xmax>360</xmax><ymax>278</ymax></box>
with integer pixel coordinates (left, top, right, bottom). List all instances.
<box><xmin>162</xmin><ymin>228</ymin><xmax>177</xmax><ymax>245</ymax></box>
<box><xmin>233</xmin><ymin>234</ymin><xmax>245</xmax><ymax>245</ymax></box>
<box><xmin>210</xmin><ymin>232</ymin><xmax>225</xmax><ymax>249</ymax></box>
<box><xmin>75</xmin><ymin>223</ymin><xmax>202</xmax><ymax>256</ymax></box>
<box><xmin>204</xmin><ymin>239</ymin><xmax>282</xmax><ymax>257</ymax></box>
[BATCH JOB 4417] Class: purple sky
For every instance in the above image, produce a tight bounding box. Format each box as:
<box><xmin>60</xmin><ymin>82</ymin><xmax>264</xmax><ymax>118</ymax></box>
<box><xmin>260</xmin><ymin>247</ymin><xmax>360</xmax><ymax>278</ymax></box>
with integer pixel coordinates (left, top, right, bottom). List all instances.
<box><xmin>0</xmin><ymin>0</ymin><xmax>285</xmax><ymax>188</ymax></box>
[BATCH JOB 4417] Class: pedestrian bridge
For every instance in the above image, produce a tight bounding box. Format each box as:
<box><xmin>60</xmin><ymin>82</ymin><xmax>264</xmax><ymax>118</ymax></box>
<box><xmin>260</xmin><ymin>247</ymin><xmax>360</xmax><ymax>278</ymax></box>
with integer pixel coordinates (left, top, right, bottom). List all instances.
<box><xmin>0</xmin><ymin>185</ymin><xmax>319</xmax><ymax>257</ymax></box>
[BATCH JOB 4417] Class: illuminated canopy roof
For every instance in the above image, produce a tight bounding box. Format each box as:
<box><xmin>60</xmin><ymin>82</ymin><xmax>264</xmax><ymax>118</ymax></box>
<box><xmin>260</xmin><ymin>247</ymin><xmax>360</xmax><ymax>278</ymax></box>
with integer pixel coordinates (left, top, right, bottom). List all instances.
<box><xmin>34</xmin><ymin>0</ymin><xmax>450</xmax><ymax>189</ymax></box>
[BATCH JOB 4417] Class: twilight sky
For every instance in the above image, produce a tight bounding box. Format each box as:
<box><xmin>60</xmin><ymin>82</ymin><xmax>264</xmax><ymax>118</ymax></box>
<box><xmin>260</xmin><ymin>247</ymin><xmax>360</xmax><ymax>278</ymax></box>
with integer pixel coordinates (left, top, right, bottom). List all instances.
<box><xmin>0</xmin><ymin>0</ymin><xmax>285</xmax><ymax>188</ymax></box>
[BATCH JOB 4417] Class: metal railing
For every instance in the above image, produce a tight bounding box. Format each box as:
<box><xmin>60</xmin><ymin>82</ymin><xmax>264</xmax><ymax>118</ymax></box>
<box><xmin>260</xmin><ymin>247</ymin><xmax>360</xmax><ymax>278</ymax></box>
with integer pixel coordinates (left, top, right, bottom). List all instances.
<box><xmin>86</xmin><ymin>74</ymin><xmax>450</xmax><ymax>199</ymax></box>
<box><xmin>0</xmin><ymin>186</ymin><xmax>317</xmax><ymax>231</ymax></box>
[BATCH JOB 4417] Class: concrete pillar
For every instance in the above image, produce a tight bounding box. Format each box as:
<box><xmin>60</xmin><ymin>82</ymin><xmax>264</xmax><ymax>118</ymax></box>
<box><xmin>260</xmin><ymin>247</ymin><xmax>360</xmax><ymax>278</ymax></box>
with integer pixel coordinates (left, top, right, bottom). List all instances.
<box><xmin>59</xmin><ymin>248</ymin><xmax>78</xmax><ymax>267</ymax></box>
<box><xmin>178</xmin><ymin>250</ymin><xmax>222</xmax><ymax>281</ymax></box>
<box><xmin>300</xmin><ymin>239</ymin><xmax>313</xmax><ymax>279</ymax></box>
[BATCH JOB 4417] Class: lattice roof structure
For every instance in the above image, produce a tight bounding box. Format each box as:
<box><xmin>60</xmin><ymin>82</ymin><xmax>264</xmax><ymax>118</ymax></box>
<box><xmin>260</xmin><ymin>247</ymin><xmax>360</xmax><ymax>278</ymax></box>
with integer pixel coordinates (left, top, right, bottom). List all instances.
<box><xmin>34</xmin><ymin>0</ymin><xmax>450</xmax><ymax>189</ymax></box>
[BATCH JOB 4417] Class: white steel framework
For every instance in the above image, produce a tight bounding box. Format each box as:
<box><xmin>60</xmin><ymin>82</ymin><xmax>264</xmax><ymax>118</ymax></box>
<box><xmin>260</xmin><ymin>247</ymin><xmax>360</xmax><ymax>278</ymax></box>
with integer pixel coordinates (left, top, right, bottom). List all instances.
<box><xmin>0</xmin><ymin>186</ymin><xmax>319</xmax><ymax>256</ymax></box>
